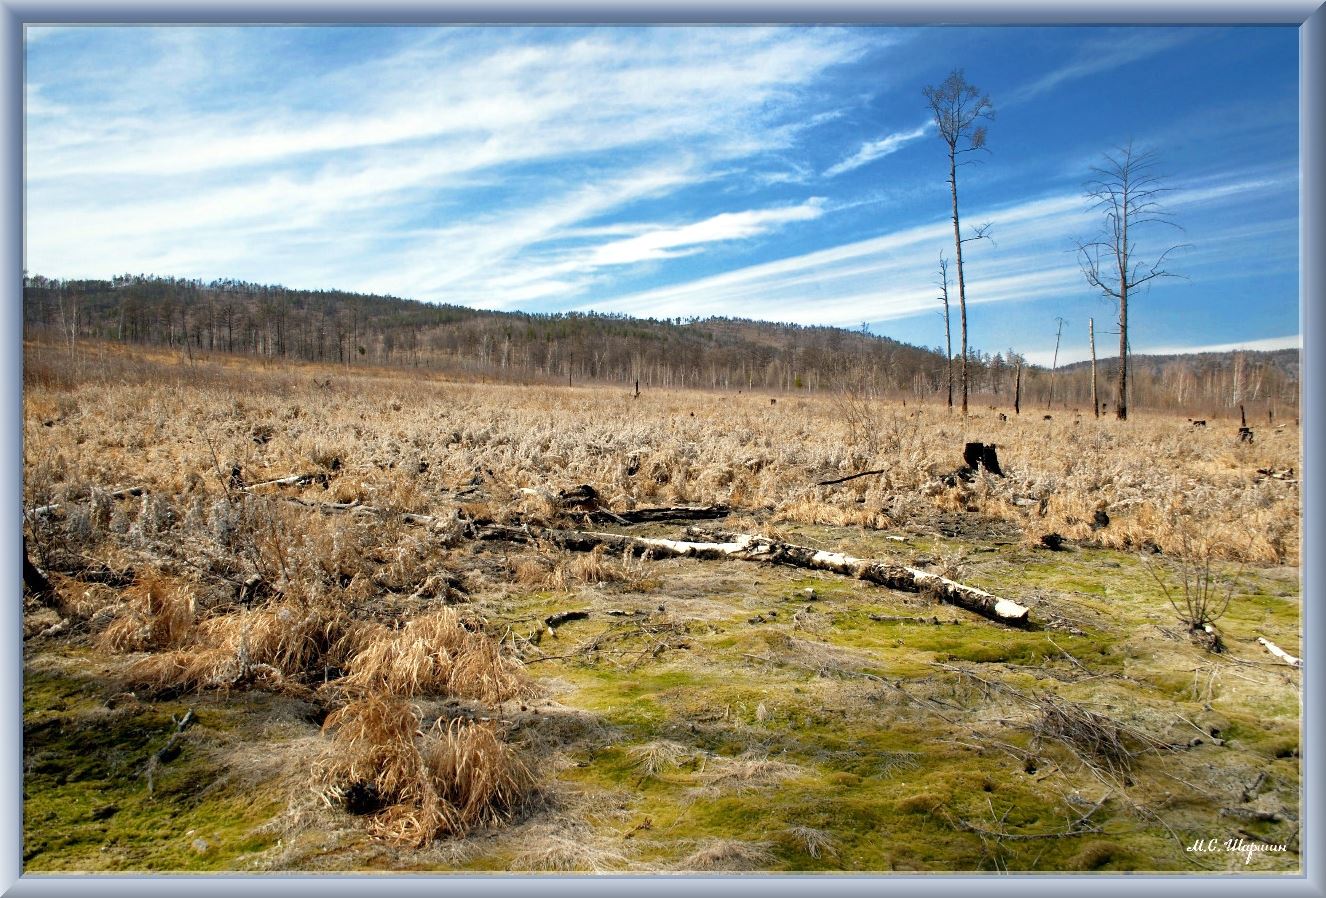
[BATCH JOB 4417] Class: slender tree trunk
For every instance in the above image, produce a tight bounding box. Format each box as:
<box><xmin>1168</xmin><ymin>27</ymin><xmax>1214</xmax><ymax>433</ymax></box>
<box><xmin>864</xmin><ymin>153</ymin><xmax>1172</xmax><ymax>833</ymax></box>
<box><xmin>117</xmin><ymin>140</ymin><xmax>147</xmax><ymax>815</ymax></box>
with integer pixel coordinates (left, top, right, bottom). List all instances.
<box><xmin>945</xmin><ymin>315</ymin><xmax>953</xmax><ymax>410</ymax></box>
<box><xmin>1014</xmin><ymin>360</ymin><xmax>1022</xmax><ymax>415</ymax></box>
<box><xmin>948</xmin><ymin>149</ymin><xmax>969</xmax><ymax>416</ymax></box>
<box><xmin>1089</xmin><ymin>317</ymin><xmax>1099</xmax><ymax>418</ymax></box>
<box><xmin>1048</xmin><ymin>317</ymin><xmax>1064</xmax><ymax>410</ymax></box>
<box><xmin>1117</xmin><ymin>211</ymin><xmax>1129</xmax><ymax>420</ymax></box>
<box><xmin>1117</xmin><ymin>289</ymin><xmax>1128</xmax><ymax>420</ymax></box>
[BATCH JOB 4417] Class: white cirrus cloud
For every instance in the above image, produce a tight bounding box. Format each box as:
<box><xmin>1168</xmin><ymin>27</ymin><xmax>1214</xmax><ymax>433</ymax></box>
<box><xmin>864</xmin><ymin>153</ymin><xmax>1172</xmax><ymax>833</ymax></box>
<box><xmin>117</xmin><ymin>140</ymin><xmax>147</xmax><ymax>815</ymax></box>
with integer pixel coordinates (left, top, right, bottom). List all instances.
<box><xmin>824</xmin><ymin>121</ymin><xmax>932</xmax><ymax>178</ymax></box>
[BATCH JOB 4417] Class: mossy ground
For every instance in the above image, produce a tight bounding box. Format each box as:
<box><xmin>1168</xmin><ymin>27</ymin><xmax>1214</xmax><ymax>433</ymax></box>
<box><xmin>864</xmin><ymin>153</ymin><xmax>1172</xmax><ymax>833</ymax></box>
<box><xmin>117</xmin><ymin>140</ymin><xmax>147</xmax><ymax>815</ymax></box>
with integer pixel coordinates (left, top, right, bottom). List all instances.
<box><xmin>22</xmin><ymin>654</ymin><xmax>293</xmax><ymax>871</ymax></box>
<box><xmin>23</xmin><ymin>525</ymin><xmax>1300</xmax><ymax>873</ymax></box>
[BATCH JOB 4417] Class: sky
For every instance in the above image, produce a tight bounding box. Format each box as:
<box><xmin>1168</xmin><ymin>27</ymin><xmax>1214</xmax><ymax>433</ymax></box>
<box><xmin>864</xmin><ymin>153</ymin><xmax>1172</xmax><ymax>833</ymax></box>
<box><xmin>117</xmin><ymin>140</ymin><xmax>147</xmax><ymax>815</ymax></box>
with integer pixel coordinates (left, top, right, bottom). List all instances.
<box><xmin>23</xmin><ymin>25</ymin><xmax>1300</xmax><ymax>366</ymax></box>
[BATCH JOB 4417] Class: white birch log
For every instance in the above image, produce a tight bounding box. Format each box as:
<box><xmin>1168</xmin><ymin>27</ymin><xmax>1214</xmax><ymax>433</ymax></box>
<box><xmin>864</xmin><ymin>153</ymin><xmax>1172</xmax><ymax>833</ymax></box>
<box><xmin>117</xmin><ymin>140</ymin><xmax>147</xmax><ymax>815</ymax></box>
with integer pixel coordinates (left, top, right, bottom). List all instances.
<box><xmin>1257</xmin><ymin>636</ymin><xmax>1301</xmax><ymax>668</ymax></box>
<box><xmin>474</xmin><ymin>524</ymin><xmax>1030</xmax><ymax>626</ymax></box>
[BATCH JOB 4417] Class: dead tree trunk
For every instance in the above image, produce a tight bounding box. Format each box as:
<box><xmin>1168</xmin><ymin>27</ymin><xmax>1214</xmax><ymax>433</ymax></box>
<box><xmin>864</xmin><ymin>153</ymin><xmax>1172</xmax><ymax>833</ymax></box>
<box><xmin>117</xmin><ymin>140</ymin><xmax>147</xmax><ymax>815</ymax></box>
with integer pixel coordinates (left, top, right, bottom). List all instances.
<box><xmin>474</xmin><ymin>525</ymin><xmax>1030</xmax><ymax>626</ymax></box>
<box><xmin>1014</xmin><ymin>360</ymin><xmax>1022</xmax><ymax>416</ymax></box>
<box><xmin>22</xmin><ymin>538</ymin><xmax>57</xmax><ymax>606</ymax></box>
<box><xmin>962</xmin><ymin>442</ymin><xmax>1004</xmax><ymax>476</ymax></box>
<box><xmin>1089</xmin><ymin>317</ymin><xmax>1099</xmax><ymax>418</ymax></box>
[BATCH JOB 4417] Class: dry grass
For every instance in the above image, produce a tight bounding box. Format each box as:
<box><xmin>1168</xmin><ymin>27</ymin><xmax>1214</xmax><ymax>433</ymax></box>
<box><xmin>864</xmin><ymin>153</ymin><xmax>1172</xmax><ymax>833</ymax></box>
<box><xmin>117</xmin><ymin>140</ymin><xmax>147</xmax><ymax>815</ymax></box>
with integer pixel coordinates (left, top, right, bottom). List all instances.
<box><xmin>625</xmin><ymin>739</ymin><xmax>693</xmax><ymax>777</ymax></box>
<box><xmin>23</xmin><ymin>341</ymin><xmax>1299</xmax><ymax>570</ymax></box>
<box><xmin>19</xmin><ymin>341</ymin><xmax>1303</xmax><ymax>865</ymax></box>
<box><xmin>97</xmin><ymin>572</ymin><xmax>195</xmax><ymax>654</ymax></box>
<box><xmin>312</xmin><ymin>695</ymin><xmax>532</xmax><ymax>847</ymax></box>
<box><xmin>690</xmin><ymin>750</ymin><xmax>802</xmax><ymax>797</ymax></box>
<box><xmin>785</xmin><ymin>825</ymin><xmax>838</xmax><ymax>860</ymax></box>
<box><xmin>676</xmin><ymin>839</ymin><xmax>778</xmax><ymax>871</ymax></box>
<box><xmin>340</xmin><ymin>609</ymin><xmax>528</xmax><ymax>703</ymax></box>
<box><xmin>507</xmin><ymin>823</ymin><xmax>631</xmax><ymax>872</ymax></box>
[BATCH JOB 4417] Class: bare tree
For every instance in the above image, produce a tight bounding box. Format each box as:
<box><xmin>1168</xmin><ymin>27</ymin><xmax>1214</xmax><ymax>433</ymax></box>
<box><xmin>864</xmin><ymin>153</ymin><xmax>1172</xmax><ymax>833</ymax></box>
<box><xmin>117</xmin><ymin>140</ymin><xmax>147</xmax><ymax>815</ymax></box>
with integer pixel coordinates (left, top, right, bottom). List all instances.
<box><xmin>1076</xmin><ymin>141</ymin><xmax>1185</xmax><ymax>420</ymax></box>
<box><xmin>1048</xmin><ymin>316</ymin><xmax>1066</xmax><ymax>409</ymax></box>
<box><xmin>924</xmin><ymin>69</ymin><xmax>994</xmax><ymax>416</ymax></box>
<box><xmin>936</xmin><ymin>253</ymin><xmax>954</xmax><ymax>410</ymax></box>
<box><xmin>1089</xmin><ymin>317</ymin><xmax>1099</xmax><ymax>418</ymax></box>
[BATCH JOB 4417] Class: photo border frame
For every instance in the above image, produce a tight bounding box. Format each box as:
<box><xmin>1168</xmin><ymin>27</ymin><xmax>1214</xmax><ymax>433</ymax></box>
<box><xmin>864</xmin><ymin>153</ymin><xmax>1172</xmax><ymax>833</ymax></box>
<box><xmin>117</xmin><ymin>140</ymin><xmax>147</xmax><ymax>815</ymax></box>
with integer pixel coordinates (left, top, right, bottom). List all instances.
<box><xmin>2</xmin><ymin>3</ymin><xmax>1321</xmax><ymax>895</ymax></box>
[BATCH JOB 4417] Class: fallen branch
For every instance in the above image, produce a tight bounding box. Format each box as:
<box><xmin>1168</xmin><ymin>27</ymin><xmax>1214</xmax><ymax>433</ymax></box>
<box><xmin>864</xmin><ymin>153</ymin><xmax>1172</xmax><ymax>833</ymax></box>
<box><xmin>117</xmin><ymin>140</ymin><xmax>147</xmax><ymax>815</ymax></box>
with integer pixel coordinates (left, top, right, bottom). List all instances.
<box><xmin>1257</xmin><ymin>637</ymin><xmax>1301</xmax><ymax>668</ymax></box>
<box><xmin>244</xmin><ymin>471</ymin><xmax>330</xmax><ymax>490</ymax></box>
<box><xmin>145</xmin><ymin>708</ymin><xmax>195</xmax><ymax>794</ymax></box>
<box><xmin>473</xmin><ymin>524</ymin><xmax>1030</xmax><ymax>626</ymax></box>
<box><xmin>28</xmin><ymin>485</ymin><xmax>145</xmax><ymax>519</ymax></box>
<box><xmin>816</xmin><ymin>469</ymin><xmax>886</xmax><ymax>487</ymax></box>
<box><xmin>545</xmin><ymin>610</ymin><xmax>591</xmax><ymax>629</ymax></box>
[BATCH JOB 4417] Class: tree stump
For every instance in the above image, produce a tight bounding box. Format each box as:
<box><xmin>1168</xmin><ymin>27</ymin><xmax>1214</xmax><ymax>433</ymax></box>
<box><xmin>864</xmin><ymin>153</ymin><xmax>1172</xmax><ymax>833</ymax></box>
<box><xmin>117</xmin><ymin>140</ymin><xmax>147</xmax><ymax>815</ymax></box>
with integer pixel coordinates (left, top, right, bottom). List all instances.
<box><xmin>963</xmin><ymin>442</ymin><xmax>1004</xmax><ymax>476</ymax></box>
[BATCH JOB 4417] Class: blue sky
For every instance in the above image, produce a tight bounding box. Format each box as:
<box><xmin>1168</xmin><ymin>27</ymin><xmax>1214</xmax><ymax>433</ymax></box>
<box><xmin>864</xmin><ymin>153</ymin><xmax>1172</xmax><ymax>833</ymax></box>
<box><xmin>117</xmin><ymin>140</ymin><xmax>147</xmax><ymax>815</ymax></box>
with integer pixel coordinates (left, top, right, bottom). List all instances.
<box><xmin>24</xmin><ymin>25</ymin><xmax>1299</xmax><ymax>365</ymax></box>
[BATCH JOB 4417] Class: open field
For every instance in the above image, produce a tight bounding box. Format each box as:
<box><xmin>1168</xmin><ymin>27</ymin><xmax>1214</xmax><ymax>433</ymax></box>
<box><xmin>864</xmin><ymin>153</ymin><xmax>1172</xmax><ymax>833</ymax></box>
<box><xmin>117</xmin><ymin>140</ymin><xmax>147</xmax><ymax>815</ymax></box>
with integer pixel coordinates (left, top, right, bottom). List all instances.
<box><xmin>21</xmin><ymin>341</ymin><xmax>1302</xmax><ymax>873</ymax></box>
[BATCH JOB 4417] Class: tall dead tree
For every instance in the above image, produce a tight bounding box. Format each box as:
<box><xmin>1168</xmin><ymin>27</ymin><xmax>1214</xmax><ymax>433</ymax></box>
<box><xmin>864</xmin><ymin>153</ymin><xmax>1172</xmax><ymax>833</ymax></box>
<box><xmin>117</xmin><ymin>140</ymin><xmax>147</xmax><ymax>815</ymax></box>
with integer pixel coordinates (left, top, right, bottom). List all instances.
<box><xmin>1076</xmin><ymin>141</ymin><xmax>1185</xmax><ymax>420</ymax></box>
<box><xmin>1089</xmin><ymin>317</ymin><xmax>1099</xmax><ymax>418</ymax></box>
<box><xmin>1048</xmin><ymin>316</ymin><xmax>1065</xmax><ymax>409</ymax></box>
<box><xmin>937</xmin><ymin>253</ymin><xmax>954</xmax><ymax>410</ymax></box>
<box><xmin>924</xmin><ymin>70</ymin><xmax>994</xmax><ymax>417</ymax></box>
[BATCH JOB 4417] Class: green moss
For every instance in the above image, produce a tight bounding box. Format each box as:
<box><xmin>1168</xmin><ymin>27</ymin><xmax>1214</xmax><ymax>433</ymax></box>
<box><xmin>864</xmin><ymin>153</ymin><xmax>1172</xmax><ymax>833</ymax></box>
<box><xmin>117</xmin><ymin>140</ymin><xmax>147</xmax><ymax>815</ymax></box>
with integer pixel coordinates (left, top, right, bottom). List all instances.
<box><xmin>23</xmin><ymin>667</ymin><xmax>284</xmax><ymax>872</ymax></box>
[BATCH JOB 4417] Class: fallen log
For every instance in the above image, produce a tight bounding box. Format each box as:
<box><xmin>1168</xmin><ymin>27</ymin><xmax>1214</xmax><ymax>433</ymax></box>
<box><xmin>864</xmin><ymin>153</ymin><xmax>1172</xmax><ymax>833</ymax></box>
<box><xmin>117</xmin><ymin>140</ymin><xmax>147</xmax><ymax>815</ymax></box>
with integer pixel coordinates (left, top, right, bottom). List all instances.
<box><xmin>473</xmin><ymin>524</ymin><xmax>1029</xmax><ymax>626</ymax></box>
<box><xmin>1257</xmin><ymin>636</ymin><xmax>1301</xmax><ymax>668</ymax></box>
<box><xmin>545</xmin><ymin>610</ymin><xmax>591</xmax><ymax>629</ymax></box>
<box><xmin>245</xmin><ymin>471</ymin><xmax>330</xmax><ymax>490</ymax></box>
<box><xmin>28</xmin><ymin>485</ymin><xmax>145</xmax><ymax>519</ymax></box>
<box><xmin>586</xmin><ymin>504</ymin><xmax>730</xmax><ymax>525</ymax></box>
<box><xmin>145</xmin><ymin>708</ymin><xmax>195</xmax><ymax>794</ymax></box>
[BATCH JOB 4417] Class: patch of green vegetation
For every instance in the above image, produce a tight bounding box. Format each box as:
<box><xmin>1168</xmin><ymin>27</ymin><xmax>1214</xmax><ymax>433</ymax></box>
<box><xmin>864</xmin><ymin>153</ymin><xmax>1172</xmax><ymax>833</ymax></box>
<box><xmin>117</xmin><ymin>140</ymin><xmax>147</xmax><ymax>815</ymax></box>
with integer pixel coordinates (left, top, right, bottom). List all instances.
<box><xmin>23</xmin><ymin>666</ymin><xmax>284</xmax><ymax>872</ymax></box>
<box><xmin>827</xmin><ymin>608</ymin><xmax>1115</xmax><ymax>669</ymax></box>
<box><xmin>1222</xmin><ymin>713</ymin><xmax>1301</xmax><ymax>764</ymax></box>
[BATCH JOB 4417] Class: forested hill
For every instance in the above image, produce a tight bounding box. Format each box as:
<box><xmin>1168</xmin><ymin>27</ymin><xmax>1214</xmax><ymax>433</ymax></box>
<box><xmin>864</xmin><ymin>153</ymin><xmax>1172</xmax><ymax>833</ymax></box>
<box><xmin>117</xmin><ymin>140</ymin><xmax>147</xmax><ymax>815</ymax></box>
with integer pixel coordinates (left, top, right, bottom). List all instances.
<box><xmin>21</xmin><ymin>274</ymin><xmax>951</xmax><ymax>394</ymax></box>
<box><xmin>22</xmin><ymin>273</ymin><xmax>1299</xmax><ymax>413</ymax></box>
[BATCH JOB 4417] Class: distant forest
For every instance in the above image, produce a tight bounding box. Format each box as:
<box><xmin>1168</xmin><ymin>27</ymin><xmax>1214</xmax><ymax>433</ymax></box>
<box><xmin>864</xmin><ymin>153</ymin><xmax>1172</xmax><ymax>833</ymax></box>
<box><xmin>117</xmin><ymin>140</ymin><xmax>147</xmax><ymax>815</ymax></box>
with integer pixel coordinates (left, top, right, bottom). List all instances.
<box><xmin>23</xmin><ymin>274</ymin><xmax>1299</xmax><ymax>418</ymax></box>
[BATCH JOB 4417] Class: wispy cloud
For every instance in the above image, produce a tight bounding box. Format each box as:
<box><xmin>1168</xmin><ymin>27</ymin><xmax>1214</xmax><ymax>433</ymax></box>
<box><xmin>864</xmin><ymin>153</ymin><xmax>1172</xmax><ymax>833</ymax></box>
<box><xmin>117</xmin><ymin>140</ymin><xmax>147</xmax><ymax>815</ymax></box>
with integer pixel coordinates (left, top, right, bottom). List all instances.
<box><xmin>1005</xmin><ymin>29</ymin><xmax>1199</xmax><ymax>105</ymax></box>
<box><xmin>25</xmin><ymin>27</ymin><xmax>868</xmax><ymax>294</ymax></box>
<box><xmin>21</xmin><ymin>25</ymin><xmax>1298</xmax><ymax>365</ymax></box>
<box><xmin>824</xmin><ymin>121</ymin><xmax>932</xmax><ymax>177</ymax></box>
<box><xmin>587</xmin><ymin>200</ymin><xmax>827</xmax><ymax>267</ymax></box>
<box><xmin>581</xmin><ymin>167</ymin><xmax>1293</xmax><ymax>332</ymax></box>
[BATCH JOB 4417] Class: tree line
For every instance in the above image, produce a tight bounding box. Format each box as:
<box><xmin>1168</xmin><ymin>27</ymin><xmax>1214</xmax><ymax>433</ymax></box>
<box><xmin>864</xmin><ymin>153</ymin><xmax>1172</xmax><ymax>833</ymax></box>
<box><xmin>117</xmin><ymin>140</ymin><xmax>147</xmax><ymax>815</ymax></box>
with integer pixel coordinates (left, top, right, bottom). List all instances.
<box><xmin>22</xmin><ymin>273</ymin><xmax>1295</xmax><ymax>418</ymax></box>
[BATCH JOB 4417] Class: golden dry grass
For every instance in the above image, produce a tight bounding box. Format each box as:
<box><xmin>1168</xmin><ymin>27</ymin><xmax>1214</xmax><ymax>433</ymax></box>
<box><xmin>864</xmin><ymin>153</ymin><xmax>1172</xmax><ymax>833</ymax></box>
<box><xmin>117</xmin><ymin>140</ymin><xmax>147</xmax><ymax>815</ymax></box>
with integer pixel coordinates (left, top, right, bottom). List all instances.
<box><xmin>340</xmin><ymin>609</ymin><xmax>528</xmax><ymax>703</ymax></box>
<box><xmin>20</xmin><ymin>341</ymin><xmax>1303</xmax><ymax>861</ymax></box>
<box><xmin>23</xmin><ymin>341</ymin><xmax>1298</xmax><ymax>566</ymax></box>
<box><xmin>313</xmin><ymin>696</ymin><xmax>532</xmax><ymax>847</ymax></box>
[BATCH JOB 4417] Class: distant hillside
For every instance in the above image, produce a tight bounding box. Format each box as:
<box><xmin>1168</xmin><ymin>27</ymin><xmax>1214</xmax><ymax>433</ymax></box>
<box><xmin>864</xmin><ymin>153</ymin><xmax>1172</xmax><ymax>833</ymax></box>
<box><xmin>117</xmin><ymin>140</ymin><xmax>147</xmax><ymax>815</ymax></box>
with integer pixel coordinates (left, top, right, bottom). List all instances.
<box><xmin>1061</xmin><ymin>348</ymin><xmax>1299</xmax><ymax>380</ymax></box>
<box><xmin>21</xmin><ymin>273</ymin><xmax>1298</xmax><ymax>414</ymax></box>
<box><xmin>22</xmin><ymin>274</ymin><xmax>951</xmax><ymax>395</ymax></box>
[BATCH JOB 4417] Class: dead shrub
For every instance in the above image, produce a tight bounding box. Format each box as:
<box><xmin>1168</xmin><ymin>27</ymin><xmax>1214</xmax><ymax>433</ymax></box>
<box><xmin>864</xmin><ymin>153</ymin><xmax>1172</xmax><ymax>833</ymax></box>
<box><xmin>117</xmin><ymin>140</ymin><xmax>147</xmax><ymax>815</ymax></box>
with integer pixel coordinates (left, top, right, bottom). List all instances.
<box><xmin>1031</xmin><ymin>694</ymin><xmax>1161</xmax><ymax>776</ymax></box>
<box><xmin>625</xmin><ymin>739</ymin><xmax>691</xmax><ymax>777</ymax></box>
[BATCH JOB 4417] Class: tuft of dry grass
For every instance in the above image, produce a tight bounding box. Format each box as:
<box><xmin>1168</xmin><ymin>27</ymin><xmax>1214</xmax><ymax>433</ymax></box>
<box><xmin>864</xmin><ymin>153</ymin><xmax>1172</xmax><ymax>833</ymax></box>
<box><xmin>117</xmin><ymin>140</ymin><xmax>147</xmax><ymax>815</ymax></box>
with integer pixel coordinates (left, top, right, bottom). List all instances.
<box><xmin>313</xmin><ymin>695</ymin><xmax>532</xmax><ymax>847</ymax></box>
<box><xmin>507</xmin><ymin>824</ymin><xmax>630</xmax><ymax>872</ymax></box>
<box><xmin>625</xmin><ymin>739</ymin><xmax>692</xmax><ymax>777</ymax></box>
<box><xmin>676</xmin><ymin>839</ymin><xmax>778</xmax><ymax>871</ymax></box>
<box><xmin>690</xmin><ymin>750</ymin><xmax>802</xmax><ymax>797</ymax></box>
<box><xmin>784</xmin><ymin>825</ymin><xmax>838</xmax><ymax>860</ymax></box>
<box><xmin>420</xmin><ymin>717</ymin><xmax>533</xmax><ymax>830</ymax></box>
<box><xmin>340</xmin><ymin>609</ymin><xmax>528</xmax><ymax>703</ymax></box>
<box><xmin>98</xmin><ymin>572</ymin><xmax>196</xmax><ymax>654</ymax></box>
